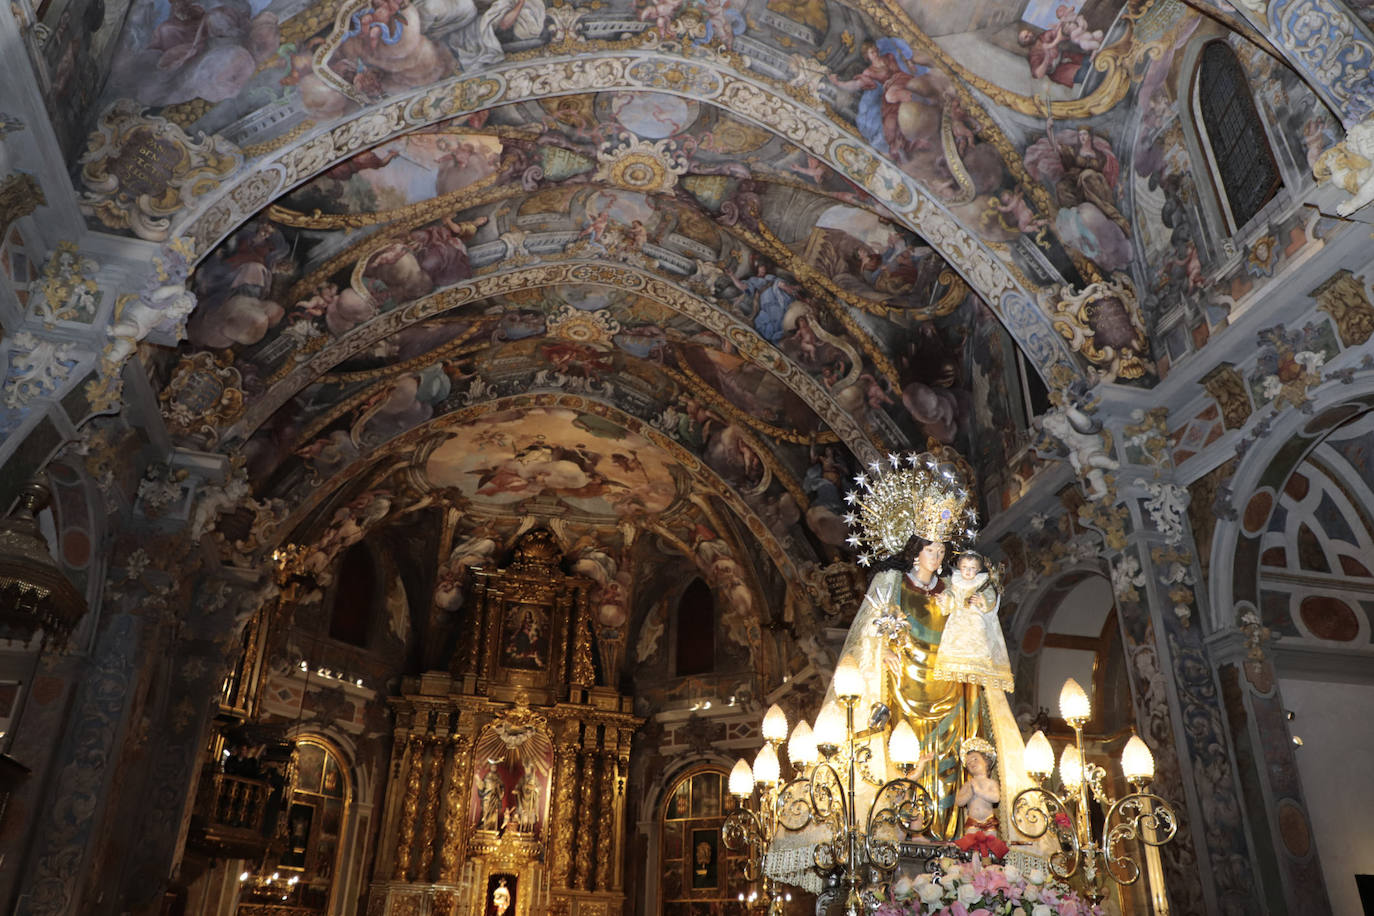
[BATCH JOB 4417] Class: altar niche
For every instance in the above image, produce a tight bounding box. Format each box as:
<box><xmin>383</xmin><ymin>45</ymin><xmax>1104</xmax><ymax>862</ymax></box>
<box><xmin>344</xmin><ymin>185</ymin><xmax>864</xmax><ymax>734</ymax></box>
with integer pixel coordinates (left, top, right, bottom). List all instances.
<box><xmin>455</xmin><ymin>528</ymin><xmax>599</xmax><ymax>704</ymax></box>
<box><xmin>486</xmin><ymin>873</ymin><xmax>517</xmax><ymax>916</ymax></box>
<box><xmin>469</xmin><ymin>719</ymin><xmax>554</xmax><ymax>839</ymax></box>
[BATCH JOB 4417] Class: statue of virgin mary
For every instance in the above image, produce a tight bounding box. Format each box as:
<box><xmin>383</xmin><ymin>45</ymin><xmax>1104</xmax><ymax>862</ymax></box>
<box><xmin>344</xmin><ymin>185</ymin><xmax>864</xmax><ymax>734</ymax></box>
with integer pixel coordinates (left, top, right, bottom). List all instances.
<box><xmin>765</xmin><ymin>453</ymin><xmax>1030</xmax><ymax>892</ymax></box>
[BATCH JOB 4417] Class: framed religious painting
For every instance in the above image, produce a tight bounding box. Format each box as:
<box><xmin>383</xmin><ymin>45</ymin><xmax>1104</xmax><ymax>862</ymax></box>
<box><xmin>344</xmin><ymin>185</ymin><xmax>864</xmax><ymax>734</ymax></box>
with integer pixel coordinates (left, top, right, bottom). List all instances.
<box><xmin>282</xmin><ymin>801</ymin><xmax>314</xmax><ymax>870</ymax></box>
<box><xmin>500</xmin><ymin>602</ymin><xmax>552</xmax><ymax>672</ymax></box>
<box><xmin>463</xmin><ymin>529</ymin><xmax>593</xmax><ymax>696</ymax></box>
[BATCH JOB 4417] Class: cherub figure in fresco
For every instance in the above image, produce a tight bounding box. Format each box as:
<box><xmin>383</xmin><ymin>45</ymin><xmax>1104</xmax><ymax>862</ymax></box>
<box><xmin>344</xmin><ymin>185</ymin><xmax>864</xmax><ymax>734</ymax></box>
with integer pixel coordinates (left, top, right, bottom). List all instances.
<box><xmin>292</xmin><ymin>281</ymin><xmax>377</xmax><ymax>336</ymax></box>
<box><xmin>408</xmin><ymin>214</ymin><xmax>488</xmax><ymax>288</ymax></box>
<box><xmin>785</xmin><ymin>152</ymin><xmax>829</xmax><ymax>185</ymax></box>
<box><xmin>1301</xmin><ymin>117</ymin><xmax>1338</xmax><ymax>170</ymax></box>
<box><xmin>435</xmin><ymin>137</ymin><xmax>501</xmax><ymax>194</ymax></box>
<box><xmin>637</xmin><ymin>0</ymin><xmax>685</xmax><ymax>39</ymax></box>
<box><xmin>324</xmin><ymin>147</ymin><xmax>400</xmax><ymax>182</ymax></box>
<box><xmin>830</xmin><ymin>370</ymin><xmax>893</xmax><ymax>417</ymax></box>
<box><xmin>694</xmin><ymin>0</ymin><xmax>745</xmax><ymax>49</ymax></box>
<box><xmin>1054</xmin><ymin>3</ymin><xmax>1104</xmax><ymax>53</ymax></box>
<box><xmin>991</xmin><ymin>187</ymin><xmax>1048</xmax><ymax>235</ymax></box>
<box><xmin>940</xmin><ymin>90</ymin><xmax>978</xmax><ymax>157</ymax></box>
<box><xmin>578</xmin><ymin>209</ymin><xmax>613</xmax><ymax>253</ymax></box>
<box><xmin>347</xmin><ymin>0</ymin><xmax>409</xmax><ymax>51</ymax></box>
<box><xmin>626</xmin><ymin>219</ymin><xmax>650</xmax><ymax>252</ymax></box>
<box><xmin>1156</xmin><ymin>239</ymin><xmax>1204</xmax><ymax>295</ymax></box>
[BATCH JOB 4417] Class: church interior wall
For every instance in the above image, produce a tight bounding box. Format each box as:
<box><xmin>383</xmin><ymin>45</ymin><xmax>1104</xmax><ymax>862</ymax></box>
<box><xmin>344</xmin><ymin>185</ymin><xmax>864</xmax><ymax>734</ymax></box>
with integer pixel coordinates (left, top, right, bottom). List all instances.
<box><xmin>4</xmin><ymin>0</ymin><xmax>1374</xmax><ymax>910</ymax></box>
<box><xmin>1278</xmin><ymin>677</ymin><xmax>1374</xmax><ymax>916</ymax></box>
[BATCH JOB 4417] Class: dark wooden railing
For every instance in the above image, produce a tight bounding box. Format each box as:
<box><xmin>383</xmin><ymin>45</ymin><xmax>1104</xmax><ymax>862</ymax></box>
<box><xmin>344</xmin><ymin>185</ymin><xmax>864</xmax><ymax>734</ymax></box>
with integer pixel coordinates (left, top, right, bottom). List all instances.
<box><xmin>186</xmin><ymin>767</ymin><xmax>275</xmax><ymax>859</ymax></box>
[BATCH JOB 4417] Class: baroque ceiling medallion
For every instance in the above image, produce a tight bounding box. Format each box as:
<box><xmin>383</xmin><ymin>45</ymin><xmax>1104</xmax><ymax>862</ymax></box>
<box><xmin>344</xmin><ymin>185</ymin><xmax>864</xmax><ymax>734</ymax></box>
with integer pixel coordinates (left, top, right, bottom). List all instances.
<box><xmin>1051</xmin><ymin>277</ymin><xmax>1153</xmax><ymax>382</ymax></box>
<box><xmin>595</xmin><ymin>133</ymin><xmax>689</xmax><ymax>192</ymax></box>
<box><xmin>160</xmin><ymin>352</ymin><xmax>247</xmax><ymax>449</ymax></box>
<box><xmin>79</xmin><ymin>100</ymin><xmax>242</xmax><ymax>241</ymax></box>
<box><xmin>546</xmin><ymin>305</ymin><xmax>620</xmax><ymax>346</ymax></box>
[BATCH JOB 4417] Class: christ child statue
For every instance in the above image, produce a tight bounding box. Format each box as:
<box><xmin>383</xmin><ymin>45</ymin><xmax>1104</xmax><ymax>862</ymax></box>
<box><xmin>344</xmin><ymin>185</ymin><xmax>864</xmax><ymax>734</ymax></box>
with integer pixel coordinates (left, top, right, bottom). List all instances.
<box><xmin>931</xmin><ymin>551</ymin><xmax>1014</xmax><ymax>692</ymax></box>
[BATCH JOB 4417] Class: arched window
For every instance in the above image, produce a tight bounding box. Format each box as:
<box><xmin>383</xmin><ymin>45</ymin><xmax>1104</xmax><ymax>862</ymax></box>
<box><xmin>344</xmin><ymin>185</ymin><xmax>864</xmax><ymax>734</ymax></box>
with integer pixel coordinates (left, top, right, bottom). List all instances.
<box><xmin>1195</xmin><ymin>41</ymin><xmax>1282</xmax><ymax>231</ymax></box>
<box><xmin>659</xmin><ymin>767</ymin><xmax>745</xmax><ymax>913</ymax></box>
<box><xmin>329</xmin><ymin>542</ymin><xmax>377</xmax><ymax>647</ymax></box>
<box><xmin>674</xmin><ymin>578</ymin><xmax>715</xmax><ymax>676</ymax></box>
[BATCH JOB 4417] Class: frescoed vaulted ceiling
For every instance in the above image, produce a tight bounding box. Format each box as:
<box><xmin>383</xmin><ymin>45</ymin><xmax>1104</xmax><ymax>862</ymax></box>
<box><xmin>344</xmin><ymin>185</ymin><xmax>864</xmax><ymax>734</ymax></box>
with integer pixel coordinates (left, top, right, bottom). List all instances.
<box><xmin>8</xmin><ymin>0</ymin><xmax>1357</xmax><ymax>665</ymax></box>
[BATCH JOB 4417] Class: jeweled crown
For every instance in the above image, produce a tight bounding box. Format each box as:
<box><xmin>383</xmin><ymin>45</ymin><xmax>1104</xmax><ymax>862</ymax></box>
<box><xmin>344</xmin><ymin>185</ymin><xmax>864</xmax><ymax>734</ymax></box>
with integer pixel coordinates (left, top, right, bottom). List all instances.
<box><xmin>842</xmin><ymin>452</ymin><xmax>979</xmax><ymax>566</ymax></box>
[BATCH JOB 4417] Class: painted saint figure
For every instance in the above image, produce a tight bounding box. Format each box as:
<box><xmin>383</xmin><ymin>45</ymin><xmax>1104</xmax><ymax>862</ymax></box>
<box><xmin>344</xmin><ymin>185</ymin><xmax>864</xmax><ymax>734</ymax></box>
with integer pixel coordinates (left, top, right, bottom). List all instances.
<box><xmin>827</xmin><ymin>38</ymin><xmax>939</xmax><ymax>160</ymax></box>
<box><xmin>1045</xmin><ymin>121</ymin><xmax>1130</xmax><ymax>235</ymax></box>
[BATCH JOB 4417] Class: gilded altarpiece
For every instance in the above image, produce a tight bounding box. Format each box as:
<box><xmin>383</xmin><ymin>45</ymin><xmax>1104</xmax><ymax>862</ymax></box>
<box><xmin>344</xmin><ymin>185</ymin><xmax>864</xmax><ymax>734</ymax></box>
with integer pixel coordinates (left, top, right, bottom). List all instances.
<box><xmin>367</xmin><ymin>531</ymin><xmax>640</xmax><ymax>916</ymax></box>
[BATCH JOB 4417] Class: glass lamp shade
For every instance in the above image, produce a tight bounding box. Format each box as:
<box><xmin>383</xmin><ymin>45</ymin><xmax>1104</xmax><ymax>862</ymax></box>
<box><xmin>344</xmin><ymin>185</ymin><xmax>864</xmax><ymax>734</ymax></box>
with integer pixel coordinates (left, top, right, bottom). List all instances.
<box><xmin>1059</xmin><ymin>744</ymin><xmax>1083</xmax><ymax>792</ymax></box>
<box><xmin>814</xmin><ymin>701</ymin><xmax>845</xmax><ymax>750</ymax></box>
<box><xmin>888</xmin><ymin>720</ymin><xmax>920</xmax><ymax>767</ymax></box>
<box><xmin>1121</xmin><ymin>735</ymin><xmax>1155</xmax><ymax>782</ymax></box>
<box><xmin>1025</xmin><ymin>730</ymin><xmax>1054</xmax><ymax>778</ymax></box>
<box><xmin>1059</xmin><ymin>677</ymin><xmax>1091</xmax><ymax>723</ymax></box>
<box><xmin>788</xmin><ymin>721</ymin><xmax>818</xmax><ymax>768</ymax></box>
<box><xmin>754</xmin><ymin>744</ymin><xmax>781</xmax><ymax>786</ymax></box>
<box><xmin>729</xmin><ymin>758</ymin><xmax>755</xmax><ymax>797</ymax></box>
<box><xmin>834</xmin><ymin>655</ymin><xmax>864</xmax><ymax>700</ymax></box>
<box><xmin>762</xmin><ymin>704</ymin><xmax>789</xmax><ymax>743</ymax></box>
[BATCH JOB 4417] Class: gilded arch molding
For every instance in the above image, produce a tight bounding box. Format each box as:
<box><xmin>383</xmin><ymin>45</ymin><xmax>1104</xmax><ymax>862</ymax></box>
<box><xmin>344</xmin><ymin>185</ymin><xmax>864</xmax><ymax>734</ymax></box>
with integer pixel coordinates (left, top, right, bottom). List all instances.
<box><xmin>168</xmin><ymin>51</ymin><xmax>1085</xmax><ymax>386</ymax></box>
<box><xmin>221</xmin><ymin>260</ymin><xmax>882</xmax><ymax>465</ymax></box>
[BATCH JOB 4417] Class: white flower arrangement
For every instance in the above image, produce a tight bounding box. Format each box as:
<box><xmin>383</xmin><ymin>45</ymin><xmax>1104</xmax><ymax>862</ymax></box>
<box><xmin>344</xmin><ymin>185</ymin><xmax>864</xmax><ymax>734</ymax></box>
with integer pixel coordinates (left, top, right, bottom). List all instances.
<box><xmin>874</xmin><ymin>857</ymin><xmax>1102</xmax><ymax>916</ymax></box>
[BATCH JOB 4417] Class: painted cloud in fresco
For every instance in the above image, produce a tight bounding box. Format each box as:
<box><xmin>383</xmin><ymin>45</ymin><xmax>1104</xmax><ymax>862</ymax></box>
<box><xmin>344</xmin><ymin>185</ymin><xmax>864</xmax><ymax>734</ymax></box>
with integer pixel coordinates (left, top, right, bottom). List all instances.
<box><xmin>423</xmin><ymin>406</ymin><xmax>683</xmax><ymax>518</ymax></box>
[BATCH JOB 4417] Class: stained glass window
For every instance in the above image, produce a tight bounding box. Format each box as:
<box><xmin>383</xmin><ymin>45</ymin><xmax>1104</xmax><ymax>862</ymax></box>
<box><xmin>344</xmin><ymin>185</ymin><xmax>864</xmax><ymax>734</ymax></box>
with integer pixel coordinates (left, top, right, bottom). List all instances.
<box><xmin>1197</xmin><ymin>42</ymin><xmax>1282</xmax><ymax>230</ymax></box>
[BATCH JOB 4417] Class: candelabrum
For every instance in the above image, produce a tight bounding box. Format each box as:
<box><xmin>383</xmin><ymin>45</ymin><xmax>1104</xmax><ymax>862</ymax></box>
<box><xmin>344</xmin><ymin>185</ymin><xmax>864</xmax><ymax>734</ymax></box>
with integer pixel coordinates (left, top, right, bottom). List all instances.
<box><xmin>1011</xmin><ymin>678</ymin><xmax>1178</xmax><ymax>906</ymax></box>
<box><xmin>727</xmin><ymin>656</ymin><xmax>938</xmax><ymax>916</ymax></box>
<box><xmin>724</xmin><ymin>704</ymin><xmax>790</xmax><ymax>915</ymax></box>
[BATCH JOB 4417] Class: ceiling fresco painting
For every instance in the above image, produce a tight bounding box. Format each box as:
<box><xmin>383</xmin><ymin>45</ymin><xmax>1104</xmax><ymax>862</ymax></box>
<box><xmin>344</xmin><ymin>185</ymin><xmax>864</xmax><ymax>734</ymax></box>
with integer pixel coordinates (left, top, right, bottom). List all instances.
<box><xmin>106</xmin><ymin>0</ymin><xmax>1338</xmax><ymax>641</ymax></box>
<box><xmin>12</xmin><ymin>0</ymin><xmax>1350</xmax><ymax>701</ymax></box>
<box><xmin>63</xmin><ymin>0</ymin><xmax>1347</xmax><ymax>416</ymax></box>
<box><xmin>275</xmin><ymin>392</ymin><xmax>787</xmax><ymax>669</ymax></box>
<box><xmin>69</xmin><ymin>0</ymin><xmax>1190</xmax><ymax>387</ymax></box>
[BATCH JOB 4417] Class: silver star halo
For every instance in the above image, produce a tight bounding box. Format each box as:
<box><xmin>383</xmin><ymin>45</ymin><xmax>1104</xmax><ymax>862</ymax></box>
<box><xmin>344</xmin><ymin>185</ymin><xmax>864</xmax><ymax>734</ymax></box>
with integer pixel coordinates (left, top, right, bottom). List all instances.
<box><xmin>843</xmin><ymin>451</ymin><xmax>980</xmax><ymax>566</ymax></box>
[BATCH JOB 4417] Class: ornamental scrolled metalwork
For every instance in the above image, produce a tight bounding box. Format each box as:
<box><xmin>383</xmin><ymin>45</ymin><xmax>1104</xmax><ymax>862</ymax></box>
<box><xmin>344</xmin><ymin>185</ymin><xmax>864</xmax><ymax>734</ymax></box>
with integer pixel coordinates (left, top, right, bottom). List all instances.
<box><xmin>728</xmin><ymin>692</ymin><xmax>939</xmax><ymax>915</ymax></box>
<box><xmin>1013</xmin><ymin>679</ymin><xmax>1180</xmax><ymax>903</ymax></box>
